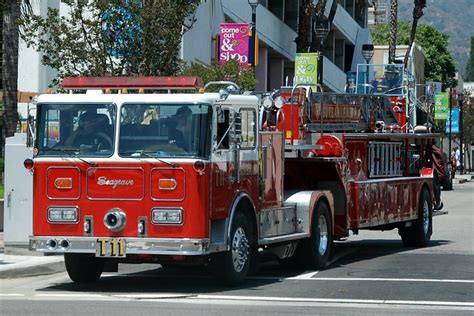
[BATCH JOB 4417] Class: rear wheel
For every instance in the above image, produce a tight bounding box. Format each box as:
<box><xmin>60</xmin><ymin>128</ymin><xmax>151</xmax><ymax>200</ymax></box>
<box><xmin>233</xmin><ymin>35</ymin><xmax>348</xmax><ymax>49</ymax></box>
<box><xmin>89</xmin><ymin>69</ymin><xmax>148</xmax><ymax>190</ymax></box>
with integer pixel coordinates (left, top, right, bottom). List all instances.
<box><xmin>399</xmin><ymin>188</ymin><xmax>432</xmax><ymax>247</ymax></box>
<box><xmin>211</xmin><ymin>212</ymin><xmax>255</xmax><ymax>286</ymax></box>
<box><xmin>296</xmin><ymin>201</ymin><xmax>332</xmax><ymax>269</ymax></box>
<box><xmin>64</xmin><ymin>253</ymin><xmax>104</xmax><ymax>283</ymax></box>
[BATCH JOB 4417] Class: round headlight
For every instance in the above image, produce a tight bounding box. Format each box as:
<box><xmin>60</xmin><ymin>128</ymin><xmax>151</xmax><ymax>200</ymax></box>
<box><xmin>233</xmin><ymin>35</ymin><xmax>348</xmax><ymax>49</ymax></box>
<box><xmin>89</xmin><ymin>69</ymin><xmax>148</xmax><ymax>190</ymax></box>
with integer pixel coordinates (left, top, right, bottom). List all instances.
<box><xmin>274</xmin><ymin>96</ymin><xmax>285</xmax><ymax>109</ymax></box>
<box><xmin>263</xmin><ymin>96</ymin><xmax>273</xmax><ymax>109</ymax></box>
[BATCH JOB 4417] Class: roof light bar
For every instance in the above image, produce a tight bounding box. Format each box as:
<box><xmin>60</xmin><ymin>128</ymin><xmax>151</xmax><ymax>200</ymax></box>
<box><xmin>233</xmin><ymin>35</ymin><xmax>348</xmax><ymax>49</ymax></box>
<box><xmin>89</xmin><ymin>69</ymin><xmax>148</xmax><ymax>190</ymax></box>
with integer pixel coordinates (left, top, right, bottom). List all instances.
<box><xmin>61</xmin><ymin>76</ymin><xmax>204</xmax><ymax>90</ymax></box>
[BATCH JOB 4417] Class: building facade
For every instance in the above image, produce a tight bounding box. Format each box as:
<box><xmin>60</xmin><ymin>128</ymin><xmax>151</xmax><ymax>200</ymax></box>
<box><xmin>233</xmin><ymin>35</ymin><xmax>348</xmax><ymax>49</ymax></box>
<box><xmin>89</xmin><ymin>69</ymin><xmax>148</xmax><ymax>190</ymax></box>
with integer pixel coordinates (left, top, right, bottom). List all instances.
<box><xmin>16</xmin><ymin>0</ymin><xmax>373</xmax><ymax>95</ymax></box>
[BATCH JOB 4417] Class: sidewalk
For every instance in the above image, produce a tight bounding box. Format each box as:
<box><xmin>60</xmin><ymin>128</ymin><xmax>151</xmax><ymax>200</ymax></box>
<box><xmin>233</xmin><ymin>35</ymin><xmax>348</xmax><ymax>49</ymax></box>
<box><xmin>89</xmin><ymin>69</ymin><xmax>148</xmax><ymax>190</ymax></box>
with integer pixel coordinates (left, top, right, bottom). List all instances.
<box><xmin>0</xmin><ymin>232</ymin><xmax>65</xmax><ymax>279</ymax></box>
<box><xmin>454</xmin><ymin>172</ymin><xmax>473</xmax><ymax>184</ymax></box>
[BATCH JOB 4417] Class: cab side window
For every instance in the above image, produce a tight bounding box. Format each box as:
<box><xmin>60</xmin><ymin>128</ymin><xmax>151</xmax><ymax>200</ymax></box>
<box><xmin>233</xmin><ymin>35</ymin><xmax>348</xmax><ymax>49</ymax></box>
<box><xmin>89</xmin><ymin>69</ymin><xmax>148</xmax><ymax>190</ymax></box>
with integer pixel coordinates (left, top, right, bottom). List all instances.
<box><xmin>216</xmin><ymin>109</ymin><xmax>230</xmax><ymax>150</ymax></box>
<box><xmin>240</xmin><ymin>109</ymin><xmax>256</xmax><ymax>148</ymax></box>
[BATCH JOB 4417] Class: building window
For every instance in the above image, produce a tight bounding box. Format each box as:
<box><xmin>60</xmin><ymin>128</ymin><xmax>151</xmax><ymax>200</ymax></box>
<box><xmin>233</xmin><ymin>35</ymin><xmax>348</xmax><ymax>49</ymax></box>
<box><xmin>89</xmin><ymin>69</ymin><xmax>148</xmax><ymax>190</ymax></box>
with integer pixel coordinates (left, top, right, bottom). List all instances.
<box><xmin>284</xmin><ymin>0</ymin><xmax>299</xmax><ymax>31</ymax></box>
<box><xmin>268</xmin><ymin>0</ymin><xmax>284</xmax><ymax>20</ymax></box>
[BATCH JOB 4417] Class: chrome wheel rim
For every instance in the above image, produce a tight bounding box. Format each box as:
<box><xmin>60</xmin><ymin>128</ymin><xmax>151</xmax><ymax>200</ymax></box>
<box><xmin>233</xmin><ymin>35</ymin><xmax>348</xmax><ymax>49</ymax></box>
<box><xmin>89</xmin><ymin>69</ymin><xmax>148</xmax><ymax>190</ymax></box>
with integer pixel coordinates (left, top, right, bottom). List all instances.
<box><xmin>318</xmin><ymin>215</ymin><xmax>329</xmax><ymax>256</ymax></box>
<box><xmin>231</xmin><ymin>227</ymin><xmax>250</xmax><ymax>273</ymax></box>
<box><xmin>423</xmin><ymin>200</ymin><xmax>430</xmax><ymax>235</ymax></box>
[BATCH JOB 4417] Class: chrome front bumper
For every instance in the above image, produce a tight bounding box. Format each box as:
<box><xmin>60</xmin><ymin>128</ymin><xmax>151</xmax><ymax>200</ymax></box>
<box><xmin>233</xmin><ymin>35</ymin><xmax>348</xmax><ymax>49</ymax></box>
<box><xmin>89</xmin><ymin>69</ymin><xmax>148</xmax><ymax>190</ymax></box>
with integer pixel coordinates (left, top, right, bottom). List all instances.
<box><xmin>29</xmin><ymin>236</ymin><xmax>211</xmax><ymax>256</ymax></box>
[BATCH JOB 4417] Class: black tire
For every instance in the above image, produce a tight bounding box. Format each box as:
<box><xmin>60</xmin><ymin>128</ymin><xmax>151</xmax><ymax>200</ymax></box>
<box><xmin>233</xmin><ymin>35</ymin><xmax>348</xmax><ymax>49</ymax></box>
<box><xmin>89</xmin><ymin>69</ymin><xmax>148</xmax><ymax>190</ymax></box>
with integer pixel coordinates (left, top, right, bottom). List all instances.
<box><xmin>399</xmin><ymin>188</ymin><xmax>433</xmax><ymax>247</ymax></box>
<box><xmin>64</xmin><ymin>253</ymin><xmax>104</xmax><ymax>283</ymax></box>
<box><xmin>296</xmin><ymin>201</ymin><xmax>332</xmax><ymax>270</ymax></box>
<box><xmin>211</xmin><ymin>212</ymin><xmax>255</xmax><ymax>286</ymax></box>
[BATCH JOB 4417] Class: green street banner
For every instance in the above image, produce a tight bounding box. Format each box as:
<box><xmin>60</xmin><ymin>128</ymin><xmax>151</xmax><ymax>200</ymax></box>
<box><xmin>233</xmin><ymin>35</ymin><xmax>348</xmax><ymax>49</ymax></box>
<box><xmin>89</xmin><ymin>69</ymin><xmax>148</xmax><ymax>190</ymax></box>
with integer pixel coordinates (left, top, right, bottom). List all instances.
<box><xmin>434</xmin><ymin>92</ymin><xmax>449</xmax><ymax>120</ymax></box>
<box><xmin>294</xmin><ymin>53</ymin><xmax>319</xmax><ymax>89</ymax></box>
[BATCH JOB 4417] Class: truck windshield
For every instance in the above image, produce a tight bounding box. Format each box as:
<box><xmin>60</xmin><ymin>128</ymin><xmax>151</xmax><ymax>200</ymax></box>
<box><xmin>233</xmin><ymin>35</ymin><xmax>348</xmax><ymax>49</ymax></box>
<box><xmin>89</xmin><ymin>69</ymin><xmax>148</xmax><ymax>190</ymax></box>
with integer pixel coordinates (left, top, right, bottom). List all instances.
<box><xmin>118</xmin><ymin>103</ymin><xmax>212</xmax><ymax>159</ymax></box>
<box><xmin>36</xmin><ymin>103</ymin><xmax>116</xmax><ymax>157</ymax></box>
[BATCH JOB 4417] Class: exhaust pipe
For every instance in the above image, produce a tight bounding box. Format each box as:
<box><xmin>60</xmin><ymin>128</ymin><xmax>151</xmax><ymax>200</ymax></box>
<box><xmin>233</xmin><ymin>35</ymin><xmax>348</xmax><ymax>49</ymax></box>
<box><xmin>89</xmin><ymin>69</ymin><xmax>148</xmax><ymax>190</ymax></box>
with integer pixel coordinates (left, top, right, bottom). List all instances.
<box><xmin>46</xmin><ymin>239</ymin><xmax>58</xmax><ymax>250</ymax></box>
<box><xmin>59</xmin><ymin>239</ymin><xmax>70</xmax><ymax>250</ymax></box>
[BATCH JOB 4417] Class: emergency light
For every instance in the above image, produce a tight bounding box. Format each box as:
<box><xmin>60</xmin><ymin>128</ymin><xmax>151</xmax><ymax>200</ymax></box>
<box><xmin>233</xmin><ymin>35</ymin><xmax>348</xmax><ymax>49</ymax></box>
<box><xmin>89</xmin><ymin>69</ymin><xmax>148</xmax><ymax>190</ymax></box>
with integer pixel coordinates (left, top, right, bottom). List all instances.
<box><xmin>61</xmin><ymin>76</ymin><xmax>204</xmax><ymax>90</ymax></box>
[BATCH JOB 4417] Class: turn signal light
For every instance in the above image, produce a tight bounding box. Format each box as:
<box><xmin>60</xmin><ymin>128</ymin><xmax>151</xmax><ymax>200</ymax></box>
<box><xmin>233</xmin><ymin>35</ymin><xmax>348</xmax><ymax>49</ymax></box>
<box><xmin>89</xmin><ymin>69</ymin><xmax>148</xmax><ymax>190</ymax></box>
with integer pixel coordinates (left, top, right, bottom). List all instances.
<box><xmin>54</xmin><ymin>178</ymin><xmax>73</xmax><ymax>189</ymax></box>
<box><xmin>24</xmin><ymin>158</ymin><xmax>34</xmax><ymax>170</ymax></box>
<box><xmin>158</xmin><ymin>178</ymin><xmax>177</xmax><ymax>190</ymax></box>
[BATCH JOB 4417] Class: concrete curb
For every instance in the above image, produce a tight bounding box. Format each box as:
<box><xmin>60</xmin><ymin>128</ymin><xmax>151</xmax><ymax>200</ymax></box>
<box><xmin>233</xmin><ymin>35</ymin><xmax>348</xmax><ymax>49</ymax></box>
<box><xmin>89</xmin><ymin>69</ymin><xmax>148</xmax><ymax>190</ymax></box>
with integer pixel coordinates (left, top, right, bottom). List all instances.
<box><xmin>0</xmin><ymin>254</ymin><xmax>65</xmax><ymax>279</ymax></box>
<box><xmin>455</xmin><ymin>174</ymin><xmax>473</xmax><ymax>184</ymax></box>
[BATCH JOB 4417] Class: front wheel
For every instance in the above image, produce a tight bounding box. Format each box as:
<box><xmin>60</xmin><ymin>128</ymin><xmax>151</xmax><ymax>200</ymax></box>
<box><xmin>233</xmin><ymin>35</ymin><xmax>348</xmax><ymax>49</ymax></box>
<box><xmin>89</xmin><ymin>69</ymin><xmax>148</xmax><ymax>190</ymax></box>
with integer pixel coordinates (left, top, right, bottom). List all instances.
<box><xmin>399</xmin><ymin>188</ymin><xmax>433</xmax><ymax>247</ymax></box>
<box><xmin>210</xmin><ymin>212</ymin><xmax>255</xmax><ymax>286</ymax></box>
<box><xmin>296</xmin><ymin>201</ymin><xmax>333</xmax><ymax>270</ymax></box>
<box><xmin>64</xmin><ymin>253</ymin><xmax>104</xmax><ymax>283</ymax></box>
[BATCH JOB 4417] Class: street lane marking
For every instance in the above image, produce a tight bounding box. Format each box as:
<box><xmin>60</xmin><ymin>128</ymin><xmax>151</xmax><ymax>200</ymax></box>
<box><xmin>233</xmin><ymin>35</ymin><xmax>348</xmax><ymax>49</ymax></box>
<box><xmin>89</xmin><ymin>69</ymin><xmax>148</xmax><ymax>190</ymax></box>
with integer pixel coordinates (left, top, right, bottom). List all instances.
<box><xmin>36</xmin><ymin>293</ymin><xmax>107</xmax><ymax>298</ymax></box>
<box><xmin>114</xmin><ymin>294</ymin><xmax>193</xmax><ymax>299</ymax></box>
<box><xmin>2</xmin><ymin>293</ymin><xmax>473</xmax><ymax>310</ymax></box>
<box><xmin>290</xmin><ymin>277</ymin><xmax>474</xmax><ymax>283</ymax></box>
<box><xmin>287</xmin><ymin>270</ymin><xmax>319</xmax><ymax>279</ymax></box>
<box><xmin>247</xmin><ymin>275</ymin><xmax>474</xmax><ymax>283</ymax></box>
<box><xmin>195</xmin><ymin>294</ymin><xmax>474</xmax><ymax>308</ymax></box>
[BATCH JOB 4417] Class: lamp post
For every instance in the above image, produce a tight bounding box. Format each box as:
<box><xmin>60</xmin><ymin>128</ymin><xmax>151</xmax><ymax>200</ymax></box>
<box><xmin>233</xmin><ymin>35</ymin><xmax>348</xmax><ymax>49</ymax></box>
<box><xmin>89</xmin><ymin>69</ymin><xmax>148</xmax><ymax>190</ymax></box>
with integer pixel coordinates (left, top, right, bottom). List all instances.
<box><xmin>457</xmin><ymin>91</ymin><xmax>464</xmax><ymax>174</ymax></box>
<box><xmin>314</xmin><ymin>16</ymin><xmax>330</xmax><ymax>89</ymax></box>
<box><xmin>248</xmin><ymin>0</ymin><xmax>259</xmax><ymax>69</ymax></box>
<box><xmin>448</xmin><ymin>83</ymin><xmax>453</xmax><ymax>173</ymax></box>
<box><xmin>362</xmin><ymin>44</ymin><xmax>374</xmax><ymax>94</ymax></box>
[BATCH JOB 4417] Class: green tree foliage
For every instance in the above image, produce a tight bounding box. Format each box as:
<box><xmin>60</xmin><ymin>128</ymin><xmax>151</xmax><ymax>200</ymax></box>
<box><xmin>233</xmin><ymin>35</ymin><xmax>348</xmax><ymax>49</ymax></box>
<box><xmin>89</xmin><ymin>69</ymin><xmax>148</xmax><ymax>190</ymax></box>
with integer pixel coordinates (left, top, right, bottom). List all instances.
<box><xmin>465</xmin><ymin>37</ymin><xmax>474</xmax><ymax>81</ymax></box>
<box><xmin>372</xmin><ymin>21</ymin><xmax>456</xmax><ymax>85</ymax></box>
<box><xmin>181</xmin><ymin>59</ymin><xmax>257</xmax><ymax>92</ymax></box>
<box><xmin>19</xmin><ymin>0</ymin><xmax>198</xmax><ymax>86</ymax></box>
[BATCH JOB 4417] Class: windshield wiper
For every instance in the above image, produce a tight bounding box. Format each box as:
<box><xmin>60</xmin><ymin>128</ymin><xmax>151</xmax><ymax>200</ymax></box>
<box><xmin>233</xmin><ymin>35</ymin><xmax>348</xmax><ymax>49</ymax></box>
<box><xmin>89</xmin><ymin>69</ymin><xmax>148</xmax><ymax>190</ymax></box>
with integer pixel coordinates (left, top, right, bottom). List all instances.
<box><xmin>122</xmin><ymin>150</ymin><xmax>176</xmax><ymax>167</ymax></box>
<box><xmin>47</xmin><ymin>148</ymin><xmax>95</xmax><ymax>166</ymax></box>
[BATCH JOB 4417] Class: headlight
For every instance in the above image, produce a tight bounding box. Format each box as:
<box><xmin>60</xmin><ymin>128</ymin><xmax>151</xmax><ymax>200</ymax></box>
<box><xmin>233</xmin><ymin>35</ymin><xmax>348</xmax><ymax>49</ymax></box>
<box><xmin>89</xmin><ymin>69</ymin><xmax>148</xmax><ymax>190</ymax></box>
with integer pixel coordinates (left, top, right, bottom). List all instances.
<box><xmin>151</xmin><ymin>208</ymin><xmax>183</xmax><ymax>225</ymax></box>
<box><xmin>47</xmin><ymin>207</ymin><xmax>79</xmax><ymax>223</ymax></box>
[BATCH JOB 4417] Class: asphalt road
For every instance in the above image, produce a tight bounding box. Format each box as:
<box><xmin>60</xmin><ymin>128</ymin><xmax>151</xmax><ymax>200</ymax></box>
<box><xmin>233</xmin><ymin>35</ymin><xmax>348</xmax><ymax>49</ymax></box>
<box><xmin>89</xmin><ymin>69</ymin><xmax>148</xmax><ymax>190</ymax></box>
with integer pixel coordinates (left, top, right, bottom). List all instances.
<box><xmin>1</xmin><ymin>181</ymin><xmax>473</xmax><ymax>315</ymax></box>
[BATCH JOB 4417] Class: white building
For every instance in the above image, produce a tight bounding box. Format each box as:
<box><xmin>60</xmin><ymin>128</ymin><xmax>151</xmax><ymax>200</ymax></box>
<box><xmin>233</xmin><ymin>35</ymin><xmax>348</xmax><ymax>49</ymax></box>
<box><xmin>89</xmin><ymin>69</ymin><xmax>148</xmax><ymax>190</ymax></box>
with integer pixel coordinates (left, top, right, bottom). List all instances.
<box><xmin>16</xmin><ymin>0</ymin><xmax>373</xmax><ymax>94</ymax></box>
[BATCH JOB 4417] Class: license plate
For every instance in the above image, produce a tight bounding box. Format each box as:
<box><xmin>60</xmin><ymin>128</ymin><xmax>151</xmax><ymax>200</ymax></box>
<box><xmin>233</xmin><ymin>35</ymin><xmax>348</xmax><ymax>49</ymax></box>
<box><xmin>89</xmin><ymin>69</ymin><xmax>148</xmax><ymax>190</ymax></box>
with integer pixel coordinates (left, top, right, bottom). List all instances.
<box><xmin>96</xmin><ymin>238</ymin><xmax>126</xmax><ymax>257</ymax></box>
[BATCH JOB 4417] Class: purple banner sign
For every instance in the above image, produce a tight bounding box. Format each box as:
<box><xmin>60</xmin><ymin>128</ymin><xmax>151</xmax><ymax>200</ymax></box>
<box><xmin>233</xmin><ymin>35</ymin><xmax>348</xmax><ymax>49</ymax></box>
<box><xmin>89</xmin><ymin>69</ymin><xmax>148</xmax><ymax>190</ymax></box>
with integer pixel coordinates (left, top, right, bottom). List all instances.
<box><xmin>219</xmin><ymin>23</ymin><xmax>250</xmax><ymax>67</ymax></box>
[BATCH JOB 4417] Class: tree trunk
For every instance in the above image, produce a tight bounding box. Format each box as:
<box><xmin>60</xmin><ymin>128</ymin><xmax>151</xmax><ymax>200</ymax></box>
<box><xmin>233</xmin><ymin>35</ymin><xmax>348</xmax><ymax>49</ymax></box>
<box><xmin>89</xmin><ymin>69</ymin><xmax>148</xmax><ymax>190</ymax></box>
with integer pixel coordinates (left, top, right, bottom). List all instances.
<box><xmin>404</xmin><ymin>0</ymin><xmax>426</xmax><ymax>67</ymax></box>
<box><xmin>2</xmin><ymin>0</ymin><xmax>20</xmax><ymax>144</ymax></box>
<box><xmin>297</xmin><ymin>0</ymin><xmax>313</xmax><ymax>52</ymax></box>
<box><xmin>388</xmin><ymin>0</ymin><xmax>398</xmax><ymax>64</ymax></box>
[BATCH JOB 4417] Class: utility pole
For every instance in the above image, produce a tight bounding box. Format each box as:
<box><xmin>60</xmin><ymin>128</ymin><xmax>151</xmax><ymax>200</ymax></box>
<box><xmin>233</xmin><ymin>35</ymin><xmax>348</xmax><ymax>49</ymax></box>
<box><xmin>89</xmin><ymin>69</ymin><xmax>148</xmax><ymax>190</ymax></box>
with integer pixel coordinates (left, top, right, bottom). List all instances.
<box><xmin>458</xmin><ymin>91</ymin><xmax>464</xmax><ymax>174</ymax></box>
<box><xmin>448</xmin><ymin>84</ymin><xmax>453</xmax><ymax>171</ymax></box>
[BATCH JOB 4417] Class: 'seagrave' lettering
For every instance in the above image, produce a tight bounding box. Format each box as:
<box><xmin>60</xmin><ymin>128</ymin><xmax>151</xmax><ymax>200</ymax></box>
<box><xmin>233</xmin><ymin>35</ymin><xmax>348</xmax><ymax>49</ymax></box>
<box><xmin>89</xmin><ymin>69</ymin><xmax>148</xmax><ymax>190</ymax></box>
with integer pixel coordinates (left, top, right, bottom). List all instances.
<box><xmin>97</xmin><ymin>176</ymin><xmax>134</xmax><ymax>189</ymax></box>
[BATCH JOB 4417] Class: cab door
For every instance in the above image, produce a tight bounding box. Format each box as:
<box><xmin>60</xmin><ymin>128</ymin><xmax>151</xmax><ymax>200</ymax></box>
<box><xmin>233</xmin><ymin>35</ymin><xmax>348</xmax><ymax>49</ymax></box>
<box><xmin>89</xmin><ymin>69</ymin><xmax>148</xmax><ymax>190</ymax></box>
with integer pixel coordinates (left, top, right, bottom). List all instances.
<box><xmin>210</xmin><ymin>107</ymin><xmax>234</xmax><ymax>219</ymax></box>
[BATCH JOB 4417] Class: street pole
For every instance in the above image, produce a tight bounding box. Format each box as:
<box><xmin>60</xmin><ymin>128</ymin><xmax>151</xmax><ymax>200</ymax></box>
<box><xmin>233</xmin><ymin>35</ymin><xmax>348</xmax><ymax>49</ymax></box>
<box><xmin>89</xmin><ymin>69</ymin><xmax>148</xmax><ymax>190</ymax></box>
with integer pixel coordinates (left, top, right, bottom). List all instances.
<box><xmin>251</xmin><ymin>8</ymin><xmax>256</xmax><ymax>69</ymax></box>
<box><xmin>362</xmin><ymin>44</ymin><xmax>374</xmax><ymax>95</ymax></box>
<box><xmin>318</xmin><ymin>43</ymin><xmax>324</xmax><ymax>89</ymax></box>
<box><xmin>248</xmin><ymin>0</ymin><xmax>258</xmax><ymax>72</ymax></box>
<box><xmin>314</xmin><ymin>17</ymin><xmax>329</xmax><ymax>92</ymax></box>
<box><xmin>448</xmin><ymin>85</ymin><xmax>453</xmax><ymax>171</ymax></box>
<box><xmin>458</xmin><ymin>92</ymin><xmax>464</xmax><ymax>174</ymax></box>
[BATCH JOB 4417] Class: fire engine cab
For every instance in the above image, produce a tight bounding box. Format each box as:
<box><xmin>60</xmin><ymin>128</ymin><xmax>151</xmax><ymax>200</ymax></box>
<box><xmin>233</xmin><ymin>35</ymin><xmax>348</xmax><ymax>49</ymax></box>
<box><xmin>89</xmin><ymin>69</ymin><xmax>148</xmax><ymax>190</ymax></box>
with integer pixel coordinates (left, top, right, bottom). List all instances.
<box><xmin>26</xmin><ymin>76</ymin><xmax>441</xmax><ymax>285</ymax></box>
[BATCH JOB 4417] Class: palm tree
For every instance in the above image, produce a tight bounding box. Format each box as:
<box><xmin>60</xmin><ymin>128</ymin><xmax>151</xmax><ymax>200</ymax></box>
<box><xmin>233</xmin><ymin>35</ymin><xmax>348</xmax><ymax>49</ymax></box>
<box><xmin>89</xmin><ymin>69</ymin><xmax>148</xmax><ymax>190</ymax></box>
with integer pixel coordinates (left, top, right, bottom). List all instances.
<box><xmin>2</xmin><ymin>0</ymin><xmax>31</xmax><ymax>152</ymax></box>
<box><xmin>388</xmin><ymin>0</ymin><xmax>398</xmax><ymax>63</ymax></box>
<box><xmin>297</xmin><ymin>0</ymin><xmax>313</xmax><ymax>52</ymax></box>
<box><xmin>2</xmin><ymin>0</ymin><xmax>21</xmax><ymax>146</ymax></box>
<box><xmin>403</xmin><ymin>0</ymin><xmax>426</xmax><ymax>67</ymax></box>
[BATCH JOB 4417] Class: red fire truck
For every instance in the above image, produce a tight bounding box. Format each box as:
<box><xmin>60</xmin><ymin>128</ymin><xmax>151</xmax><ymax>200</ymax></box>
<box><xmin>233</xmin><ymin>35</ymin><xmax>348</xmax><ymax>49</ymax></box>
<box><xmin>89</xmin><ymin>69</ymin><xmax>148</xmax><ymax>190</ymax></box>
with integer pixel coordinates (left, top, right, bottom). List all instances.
<box><xmin>26</xmin><ymin>76</ymin><xmax>441</xmax><ymax>285</ymax></box>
